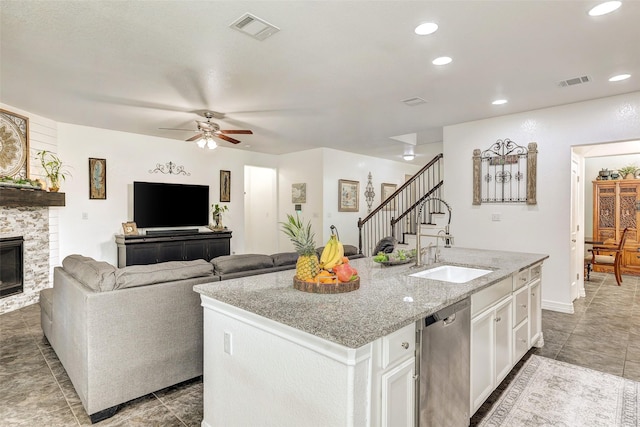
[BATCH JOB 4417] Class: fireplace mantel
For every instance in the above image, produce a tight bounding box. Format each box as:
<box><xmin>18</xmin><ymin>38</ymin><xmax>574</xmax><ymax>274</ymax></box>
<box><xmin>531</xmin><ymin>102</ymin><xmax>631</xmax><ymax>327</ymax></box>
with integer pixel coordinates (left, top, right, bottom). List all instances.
<box><xmin>0</xmin><ymin>186</ymin><xmax>65</xmax><ymax>207</ymax></box>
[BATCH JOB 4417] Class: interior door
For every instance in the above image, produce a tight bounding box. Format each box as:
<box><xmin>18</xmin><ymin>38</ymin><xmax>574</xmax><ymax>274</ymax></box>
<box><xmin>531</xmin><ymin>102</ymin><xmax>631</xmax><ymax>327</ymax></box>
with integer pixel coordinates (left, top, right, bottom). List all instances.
<box><xmin>244</xmin><ymin>165</ymin><xmax>278</xmax><ymax>254</ymax></box>
<box><xmin>570</xmin><ymin>157</ymin><xmax>579</xmax><ymax>301</ymax></box>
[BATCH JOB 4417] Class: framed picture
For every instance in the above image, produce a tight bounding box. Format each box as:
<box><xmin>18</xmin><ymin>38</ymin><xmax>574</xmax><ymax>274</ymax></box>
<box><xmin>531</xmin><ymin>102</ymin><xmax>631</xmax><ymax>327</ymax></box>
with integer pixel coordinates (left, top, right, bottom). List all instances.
<box><xmin>292</xmin><ymin>183</ymin><xmax>306</xmax><ymax>203</ymax></box>
<box><xmin>89</xmin><ymin>158</ymin><xmax>106</xmax><ymax>199</ymax></box>
<box><xmin>122</xmin><ymin>222</ymin><xmax>138</xmax><ymax>236</ymax></box>
<box><xmin>0</xmin><ymin>109</ymin><xmax>29</xmax><ymax>179</ymax></box>
<box><xmin>220</xmin><ymin>170</ymin><xmax>231</xmax><ymax>202</ymax></box>
<box><xmin>338</xmin><ymin>179</ymin><xmax>359</xmax><ymax>212</ymax></box>
<box><xmin>381</xmin><ymin>183</ymin><xmax>397</xmax><ymax>210</ymax></box>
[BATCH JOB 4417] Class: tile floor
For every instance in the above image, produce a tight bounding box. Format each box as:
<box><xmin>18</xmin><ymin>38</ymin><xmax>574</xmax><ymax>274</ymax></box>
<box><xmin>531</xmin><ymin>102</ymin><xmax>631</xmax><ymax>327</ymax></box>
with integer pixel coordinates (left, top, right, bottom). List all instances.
<box><xmin>0</xmin><ymin>271</ymin><xmax>637</xmax><ymax>426</ymax></box>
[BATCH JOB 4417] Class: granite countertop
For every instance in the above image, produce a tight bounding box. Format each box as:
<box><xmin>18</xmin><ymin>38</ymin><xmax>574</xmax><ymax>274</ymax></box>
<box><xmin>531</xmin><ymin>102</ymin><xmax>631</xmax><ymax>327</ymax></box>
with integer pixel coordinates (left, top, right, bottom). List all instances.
<box><xmin>194</xmin><ymin>247</ymin><xmax>548</xmax><ymax>349</ymax></box>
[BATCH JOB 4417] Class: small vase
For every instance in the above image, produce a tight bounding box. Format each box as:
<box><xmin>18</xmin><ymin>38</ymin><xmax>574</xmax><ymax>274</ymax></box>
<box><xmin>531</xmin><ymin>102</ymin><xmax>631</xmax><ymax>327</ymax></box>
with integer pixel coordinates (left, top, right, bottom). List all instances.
<box><xmin>213</xmin><ymin>213</ymin><xmax>222</xmax><ymax>229</ymax></box>
<box><xmin>49</xmin><ymin>186</ymin><xmax>60</xmax><ymax>192</ymax></box>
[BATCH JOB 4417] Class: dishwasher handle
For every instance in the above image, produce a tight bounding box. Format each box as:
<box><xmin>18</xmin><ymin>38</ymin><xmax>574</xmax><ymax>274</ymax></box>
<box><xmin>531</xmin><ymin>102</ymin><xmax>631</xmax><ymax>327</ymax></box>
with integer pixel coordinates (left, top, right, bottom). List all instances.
<box><xmin>424</xmin><ymin>298</ymin><xmax>470</xmax><ymax>327</ymax></box>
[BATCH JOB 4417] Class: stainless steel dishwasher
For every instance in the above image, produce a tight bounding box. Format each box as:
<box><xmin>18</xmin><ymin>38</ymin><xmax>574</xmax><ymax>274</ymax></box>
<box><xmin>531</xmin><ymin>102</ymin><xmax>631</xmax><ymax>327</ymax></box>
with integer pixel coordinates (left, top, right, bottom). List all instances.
<box><xmin>416</xmin><ymin>297</ymin><xmax>470</xmax><ymax>427</ymax></box>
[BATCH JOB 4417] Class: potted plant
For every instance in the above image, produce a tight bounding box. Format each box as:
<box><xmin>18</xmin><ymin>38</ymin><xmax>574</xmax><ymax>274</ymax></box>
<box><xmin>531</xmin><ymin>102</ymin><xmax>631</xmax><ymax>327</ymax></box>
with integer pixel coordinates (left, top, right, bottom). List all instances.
<box><xmin>618</xmin><ymin>164</ymin><xmax>638</xmax><ymax>180</ymax></box>
<box><xmin>37</xmin><ymin>150</ymin><xmax>71</xmax><ymax>192</ymax></box>
<box><xmin>211</xmin><ymin>203</ymin><xmax>229</xmax><ymax>229</ymax></box>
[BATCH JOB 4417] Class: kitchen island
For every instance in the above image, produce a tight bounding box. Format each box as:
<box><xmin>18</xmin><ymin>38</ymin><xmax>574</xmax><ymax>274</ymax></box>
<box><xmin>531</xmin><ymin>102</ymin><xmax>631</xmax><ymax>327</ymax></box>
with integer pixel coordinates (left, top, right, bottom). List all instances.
<box><xmin>194</xmin><ymin>247</ymin><xmax>547</xmax><ymax>427</ymax></box>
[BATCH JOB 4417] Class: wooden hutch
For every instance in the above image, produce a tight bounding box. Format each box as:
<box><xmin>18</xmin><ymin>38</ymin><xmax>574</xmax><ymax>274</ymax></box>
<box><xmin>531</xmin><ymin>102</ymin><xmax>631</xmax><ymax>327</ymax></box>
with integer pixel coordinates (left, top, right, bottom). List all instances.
<box><xmin>592</xmin><ymin>178</ymin><xmax>640</xmax><ymax>276</ymax></box>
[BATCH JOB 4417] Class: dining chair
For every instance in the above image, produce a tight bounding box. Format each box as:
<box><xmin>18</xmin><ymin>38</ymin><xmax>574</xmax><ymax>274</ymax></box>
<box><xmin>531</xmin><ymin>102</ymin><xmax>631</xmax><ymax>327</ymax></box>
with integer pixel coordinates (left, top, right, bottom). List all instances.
<box><xmin>588</xmin><ymin>227</ymin><xmax>629</xmax><ymax>286</ymax></box>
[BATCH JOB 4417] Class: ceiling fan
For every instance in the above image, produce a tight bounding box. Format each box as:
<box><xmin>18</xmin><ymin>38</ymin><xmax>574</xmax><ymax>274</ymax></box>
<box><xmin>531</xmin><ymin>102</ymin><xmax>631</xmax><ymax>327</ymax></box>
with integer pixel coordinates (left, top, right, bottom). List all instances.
<box><xmin>161</xmin><ymin>111</ymin><xmax>253</xmax><ymax>149</ymax></box>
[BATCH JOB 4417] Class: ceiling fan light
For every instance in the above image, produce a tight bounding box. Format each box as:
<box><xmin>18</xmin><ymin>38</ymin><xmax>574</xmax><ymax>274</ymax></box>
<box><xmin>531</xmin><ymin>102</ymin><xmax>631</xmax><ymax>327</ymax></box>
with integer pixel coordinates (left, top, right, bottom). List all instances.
<box><xmin>207</xmin><ymin>138</ymin><xmax>217</xmax><ymax>150</ymax></box>
<box><xmin>196</xmin><ymin>139</ymin><xmax>206</xmax><ymax>148</ymax></box>
<box><xmin>588</xmin><ymin>1</ymin><xmax>621</xmax><ymax>16</ymax></box>
<box><xmin>403</xmin><ymin>154</ymin><xmax>415</xmax><ymax>161</ymax></box>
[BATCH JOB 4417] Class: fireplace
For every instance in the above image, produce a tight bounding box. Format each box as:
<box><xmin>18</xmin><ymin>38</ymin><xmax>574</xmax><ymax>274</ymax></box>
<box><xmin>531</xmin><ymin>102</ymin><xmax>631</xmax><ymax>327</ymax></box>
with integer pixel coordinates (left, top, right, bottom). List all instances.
<box><xmin>0</xmin><ymin>236</ymin><xmax>24</xmax><ymax>298</ymax></box>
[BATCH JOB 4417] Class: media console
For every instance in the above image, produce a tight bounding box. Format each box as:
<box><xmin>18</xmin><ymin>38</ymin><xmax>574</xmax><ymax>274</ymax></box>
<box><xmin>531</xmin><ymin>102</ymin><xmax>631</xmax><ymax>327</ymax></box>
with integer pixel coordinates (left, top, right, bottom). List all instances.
<box><xmin>115</xmin><ymin>231</ymin><xmax>232</xmax><ymax>267</ymax></box>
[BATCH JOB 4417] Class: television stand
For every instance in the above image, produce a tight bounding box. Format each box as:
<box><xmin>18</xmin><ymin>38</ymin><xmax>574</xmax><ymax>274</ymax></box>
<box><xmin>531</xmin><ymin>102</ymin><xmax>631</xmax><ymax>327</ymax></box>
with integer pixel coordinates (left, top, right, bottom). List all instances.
<box><xmin>115</xmin><ymin>231</ymin><xmax>232</xmax><ymax>267</ymax></box>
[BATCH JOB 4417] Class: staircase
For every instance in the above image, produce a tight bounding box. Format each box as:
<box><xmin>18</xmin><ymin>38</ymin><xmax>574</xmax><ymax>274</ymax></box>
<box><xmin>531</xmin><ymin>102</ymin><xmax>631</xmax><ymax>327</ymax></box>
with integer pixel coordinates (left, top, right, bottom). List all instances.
<box><xmin>358</xmin><ymin>154</ymin><xmax>445</xmax><ymax>256</ymax></box>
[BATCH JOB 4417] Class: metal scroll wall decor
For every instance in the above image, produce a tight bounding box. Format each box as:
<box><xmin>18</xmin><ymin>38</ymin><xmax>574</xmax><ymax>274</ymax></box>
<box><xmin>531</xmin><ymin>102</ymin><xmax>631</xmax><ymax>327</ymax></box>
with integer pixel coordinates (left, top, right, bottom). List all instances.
<box><xmin>472</xmin><ymin>139</ymin><xmax>537</xmax><ymax>205</ymax></box>
<box><xmin>364</xmin><ymin>172</ymin><xmax>375</xmax><ymax>213</ymax></box>
<box><xmin>148</xmin><ymin>161</ymin><xmax>191</xmax><ymax>176</ymax></box>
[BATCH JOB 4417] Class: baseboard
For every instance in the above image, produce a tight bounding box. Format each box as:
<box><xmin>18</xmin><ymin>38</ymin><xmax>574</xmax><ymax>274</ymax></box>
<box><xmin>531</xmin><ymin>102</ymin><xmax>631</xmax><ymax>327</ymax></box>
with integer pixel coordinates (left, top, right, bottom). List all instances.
<box><xmin>541</xmin><ymin>299</ymin><xmax>575</xmax><ymax>314</ymax></box>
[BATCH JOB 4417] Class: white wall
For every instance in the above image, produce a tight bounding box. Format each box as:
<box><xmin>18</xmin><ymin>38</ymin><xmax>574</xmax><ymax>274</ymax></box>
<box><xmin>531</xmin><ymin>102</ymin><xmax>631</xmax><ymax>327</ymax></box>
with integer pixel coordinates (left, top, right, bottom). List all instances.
<box><xmin>56</xmin><ymin>124</ymin><xmax>422</xmax><ymax>265</ymax></box>
<box><xmin>444</xmin><ymin>91</ymin><xmax>640</xmax><ymax>313</ymax></box>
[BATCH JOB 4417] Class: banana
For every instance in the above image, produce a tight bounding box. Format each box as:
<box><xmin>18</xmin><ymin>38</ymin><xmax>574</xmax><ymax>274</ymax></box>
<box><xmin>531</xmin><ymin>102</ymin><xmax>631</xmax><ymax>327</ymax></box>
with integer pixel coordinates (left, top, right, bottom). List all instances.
<box><xmin>320</xmin><ymin>235</ymin><xmax>344</xmax><ymax>270</ymax></box>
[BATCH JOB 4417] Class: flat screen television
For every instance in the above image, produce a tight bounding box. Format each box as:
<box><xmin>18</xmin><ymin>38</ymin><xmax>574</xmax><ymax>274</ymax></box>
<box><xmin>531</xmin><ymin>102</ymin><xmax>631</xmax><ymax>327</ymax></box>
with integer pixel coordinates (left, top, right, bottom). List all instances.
<box><xmin>133</xmin><ymin>181</ymin><xmax>209</xmax><ymax>228</ymax></box>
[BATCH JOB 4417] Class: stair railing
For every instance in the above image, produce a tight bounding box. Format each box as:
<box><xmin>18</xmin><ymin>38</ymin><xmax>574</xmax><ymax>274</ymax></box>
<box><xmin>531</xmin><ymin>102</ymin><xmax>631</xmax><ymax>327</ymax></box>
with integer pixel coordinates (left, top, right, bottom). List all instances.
<box><xmin>358</xmin><ymin>154</ymin><xmax>443</xmax><ymax>256</ymax></box>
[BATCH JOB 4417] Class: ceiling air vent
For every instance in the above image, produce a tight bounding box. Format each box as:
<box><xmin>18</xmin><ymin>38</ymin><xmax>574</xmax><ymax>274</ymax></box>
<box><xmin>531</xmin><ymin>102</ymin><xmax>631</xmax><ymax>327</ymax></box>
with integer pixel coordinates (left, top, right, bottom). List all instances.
<box><xmin>402</xmin><ymin>97</ymin><xmax>427</xmax><ymax>106</ymax></box>
<box><xmin>558</xmin><ymin>75</ymin><xmax>591</xmax><ymax>87</ymax></box>
<box><xmin>230</xmin><ymin>13</ymin><xmax>280</xmax><ymax>41</ymax></box>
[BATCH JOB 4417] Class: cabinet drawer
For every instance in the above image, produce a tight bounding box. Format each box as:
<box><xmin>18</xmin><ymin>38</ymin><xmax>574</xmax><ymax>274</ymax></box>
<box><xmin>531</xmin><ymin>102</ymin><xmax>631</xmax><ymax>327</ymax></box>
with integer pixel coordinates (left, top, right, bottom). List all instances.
<box><xmin>512</xmin><ymin>268</ymin><xmax>529</xmax><ymax>290</ymax></box>
<box><xmin>382</xmin><ymin>323</ymin><xmax>415</xmax><ymax>369</ymax></box>
<box><xmin>471</xmin><ymin>277</ymin><xmax>511</xmax><ymax>317</ymax></box>
<box><xmin>513</xmin><ymin>320</ymin><xmax>529</xmax><ymax>361</ymax></box>
<box><xmin>530</xmin><ymin>263</ymin><xmax>542</xmax><ymax>282</ymax></box>
<box><xmin>513</xmin><ymin>287</ymin><xmax>528</xmax><ymax>325</ymax></box>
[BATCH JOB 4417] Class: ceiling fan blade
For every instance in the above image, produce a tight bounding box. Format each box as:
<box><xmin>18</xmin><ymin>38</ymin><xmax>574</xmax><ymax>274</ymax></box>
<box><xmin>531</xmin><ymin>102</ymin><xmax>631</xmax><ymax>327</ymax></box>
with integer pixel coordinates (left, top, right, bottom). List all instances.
<box><xmin>215</xmin><ymin>133</ymin><xmax>241</xmax><ymax>144</ymax></box>
<box><xmin>218</xmin><ymin>130</ymin><xmax>253</xmax><ymax>134</ymax></box>
<box><xmin>186</xmin><ymin>133</ymin><xmax>203</xmax><ymax>142</ymax></box>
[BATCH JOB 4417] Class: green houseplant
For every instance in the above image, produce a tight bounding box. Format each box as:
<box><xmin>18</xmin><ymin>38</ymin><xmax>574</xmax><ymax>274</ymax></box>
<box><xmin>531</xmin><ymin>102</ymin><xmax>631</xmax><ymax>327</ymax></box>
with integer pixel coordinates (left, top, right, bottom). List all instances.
<box><xmin>618</xmin><ymin>164</ymin><xmax>638</xmax><ymax>179</ymax></box>
<box><xmin>211</xmin><ymin>203</ymin><xmax>229</xmax><ymax>229</ymax></box>
<box><xmin>37</xmin><ymin>150</ymin><xmax>71</xmax><ymax>191</ymax></box>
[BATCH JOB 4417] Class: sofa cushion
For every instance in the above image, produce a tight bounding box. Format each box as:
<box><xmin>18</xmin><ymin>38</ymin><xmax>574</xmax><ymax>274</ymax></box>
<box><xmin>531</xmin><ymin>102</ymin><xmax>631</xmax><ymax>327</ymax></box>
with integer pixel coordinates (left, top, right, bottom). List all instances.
<box><xmin>115</xmin><ymin>259</ymin><xmax>213</xmax><ymax>290</ymax></box>
<box><xmin>62</xmin><ymin>255</ymin><xmax>117</xmax><ymax>292</ymax></box>
<box><xmin>271</xmin><ymin>252</ymin><xmax>298</xmax><ymax>267</ymax></box>
<box><xmin>212</xmin><ymin>254</ymin><xmax>274</xmax><ymax>275</ymax></box>
<box><xmin>343</xmin><ymin>245</ymin><xmax>358</xmax><ymax>256</ymax></box>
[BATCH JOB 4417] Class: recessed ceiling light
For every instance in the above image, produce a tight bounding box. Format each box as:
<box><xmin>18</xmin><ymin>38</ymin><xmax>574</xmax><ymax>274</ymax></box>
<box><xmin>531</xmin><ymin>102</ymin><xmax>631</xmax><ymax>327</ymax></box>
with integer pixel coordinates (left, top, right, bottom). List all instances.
<box><xmin>492</xmin><ymin>99</ymin><xmax>508</xmax><ymax>105</ymax></box>
<box><xmin>403</xmin><ymin>154</ymin><xmax>415</xmax><ymax>161</ymax></box>
<box><xmin>415</xmin><ymin>22</ymin><xmax>438</xmax><ymax>35</ymax></box>
<box><xmin>609</xmin><ymin>74</ymin><xmax>631</xmax><ymax>82</ymax></box>
<box><xmin>588</xmin><ymin>1</ymin><xmax>621</xmax><ymax>16</ymax></box>
<box><xmin>432</xmin><ymin>56</ymin><xmax>452</xmax><ymax>65</ymax></box>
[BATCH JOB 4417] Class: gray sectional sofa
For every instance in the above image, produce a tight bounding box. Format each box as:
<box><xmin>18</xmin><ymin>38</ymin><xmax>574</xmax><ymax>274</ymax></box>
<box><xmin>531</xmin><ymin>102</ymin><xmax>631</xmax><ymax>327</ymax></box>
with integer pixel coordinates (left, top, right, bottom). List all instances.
<box><xmin>40</xmin><ymin>245</ymin><xmax>363</xmax><ymax>423</ymax></box>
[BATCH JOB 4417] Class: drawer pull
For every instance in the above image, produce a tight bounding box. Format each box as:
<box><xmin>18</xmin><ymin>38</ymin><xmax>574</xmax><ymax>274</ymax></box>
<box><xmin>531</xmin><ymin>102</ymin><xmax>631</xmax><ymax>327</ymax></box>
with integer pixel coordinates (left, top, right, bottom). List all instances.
<box><xmin>401</xmin><ymin>342</ymin><xmax>410</xmax><ymax>350</ymax></box>
<box><xmin>520</xmin><ymin>338</ymin><xmax>527</xmax><ymax>343</ymax></box>
<box><xmin>531</xmin><ymin>293</ymin><xmax>535</xmax><ymax>297</ymax></box>
<box><xmin>520</xmin><ymin>304</ymin><xmax>527</xmax><ymax>309</ymax></box>
<box><xmin>520</xmin><ymin>277</ymin><xmax>527</xmax><ymax>282</ymax></box>
<box><xmin>495</xmin><ymin>316</ymin><xmax>502</xmax><ymax>322</ymax></box>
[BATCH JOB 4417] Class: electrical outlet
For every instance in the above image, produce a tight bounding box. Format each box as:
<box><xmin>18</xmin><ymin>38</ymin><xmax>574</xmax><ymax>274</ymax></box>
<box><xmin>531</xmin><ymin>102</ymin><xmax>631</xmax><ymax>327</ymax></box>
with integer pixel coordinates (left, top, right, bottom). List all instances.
<box><xmin>224</xmin><ymin>331</ymin><xmax>233</xmax><ymax>355</ymax></box>
<box><xmin>491</xmin><ymin>213</ymin><xmax>501</xmax><ymax>222</ymax></box>
<box><xmin>82</xmin><ymin>212</ymin><xmax>88</xmax><ymax>220</ymax></box>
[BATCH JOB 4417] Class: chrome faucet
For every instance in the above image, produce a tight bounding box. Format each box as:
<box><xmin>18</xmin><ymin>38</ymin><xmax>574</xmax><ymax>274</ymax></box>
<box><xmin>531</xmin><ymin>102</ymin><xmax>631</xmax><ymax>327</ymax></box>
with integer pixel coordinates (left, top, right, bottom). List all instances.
<box><xmin>414</xmin><ymin>197</ymin><xmax>453</xmax><ymax>267</ymax></box>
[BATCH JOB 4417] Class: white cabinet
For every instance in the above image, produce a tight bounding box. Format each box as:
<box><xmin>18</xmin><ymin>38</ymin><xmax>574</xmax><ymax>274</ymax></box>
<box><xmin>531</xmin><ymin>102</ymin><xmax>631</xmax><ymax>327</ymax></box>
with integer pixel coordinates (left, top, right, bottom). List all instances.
<box><xmin>470</xmin><ymin>295</ymin><xmax>512</xmax><ymax>413</ymax></box>
<box><xmin>529</xmin><ymin>279</ymin><xmax>542</xmax><ymax>346</ymax></box>
<box><xmin>470</xmin><ymin>263</ymin><xmax>543</xmax><ymax>415</ymax></box>
<box><xmin>372</xmin><ymin>322</ymin><xmax>416</xmax><ymax>427</ymax></box>
<box><xmin>381</xmin><ymin>357</ymin><xmax>415</xmax><ymax>427</ymax></box>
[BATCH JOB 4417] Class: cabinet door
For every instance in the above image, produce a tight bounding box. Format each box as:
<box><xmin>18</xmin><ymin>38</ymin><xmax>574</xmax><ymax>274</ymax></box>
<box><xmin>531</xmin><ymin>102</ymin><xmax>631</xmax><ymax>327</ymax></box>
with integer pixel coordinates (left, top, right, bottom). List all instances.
<box><xmin>494</xmin><ymin>297</ymin><xmax>513</xmax><ymax>384</ymax></box>
<box><xmin>529</xmin><ymin>280</ymin><xmax>542</xmax><ymax>346</ymax></box>
<box><xmin>157</xmin><ymin>241</ymin><xmax>184</xmax><ymax>262</ymax></box>
<box><xmin>206</xmin><ymin>239</ymin><xmax>231</xmax><ymax>260</ymax></box>
<box><xmin>184</xmin><ymin>240</ymin><xmax>208</xmax><ymax>261</ymax></box>
<box><xmin>470</xmin><ymin>307</ymin><xmax>494</xmax><ymax>414</ymax></box>
<box><xmin>381</xmin><ymin>357</ymin><xmax>415</xmax><ymax>427</ymax></box>
<box><xmin>126</xmin><ymin>244</ymin><xmax>159</xmax><ymax>266</ymax></box>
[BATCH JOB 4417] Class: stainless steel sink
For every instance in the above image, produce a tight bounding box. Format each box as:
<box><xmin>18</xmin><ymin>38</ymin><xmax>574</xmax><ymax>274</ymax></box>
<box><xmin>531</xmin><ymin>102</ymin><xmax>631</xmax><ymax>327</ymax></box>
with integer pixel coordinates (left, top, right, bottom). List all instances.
<box><xmin>410</xmin><ymin>265</ymin><xmax>492</xmax><ymax>283</ymax></box>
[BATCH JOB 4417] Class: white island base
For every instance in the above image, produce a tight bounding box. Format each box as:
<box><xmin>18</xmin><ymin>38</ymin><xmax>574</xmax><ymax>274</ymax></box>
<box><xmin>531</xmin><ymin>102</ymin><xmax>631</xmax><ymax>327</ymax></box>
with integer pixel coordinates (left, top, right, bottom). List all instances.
<box><xmin>201</xmin><ymin>295</ymin><xmax>388</xmax><ymax>427</ymax></box>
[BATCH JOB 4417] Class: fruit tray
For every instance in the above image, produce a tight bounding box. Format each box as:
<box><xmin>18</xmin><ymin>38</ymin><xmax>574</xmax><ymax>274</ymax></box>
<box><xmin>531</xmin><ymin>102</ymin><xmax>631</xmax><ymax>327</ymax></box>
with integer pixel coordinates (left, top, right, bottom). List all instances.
<box><xmin>293</xmin><ymin>276</ymin><xmax>360</xmax><ymax>294</ymax></box>
<box><xmin>374</xmin><ymin>258</ymin><xmax>414</xmax><ymax>266</ymax></box>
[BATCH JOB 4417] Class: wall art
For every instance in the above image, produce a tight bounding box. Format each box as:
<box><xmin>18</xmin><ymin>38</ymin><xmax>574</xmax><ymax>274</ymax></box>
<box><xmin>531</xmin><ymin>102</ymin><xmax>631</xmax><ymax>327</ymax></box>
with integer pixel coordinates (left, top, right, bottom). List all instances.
<box><xmin>0</xmin><ymin>109</ymin><xmax>29</xmax><ymax>179</ymax></box>
<box><xmin>122</xmin><ymin>221</ymin><xmax>138</xmax><ymax>236</ymax></box>
<box><xmin>220</xmin><ymin>170</ymin><xmax>231</xmax><ymax>202</ymax></box>
<box><xmin>338</xmin><ymin>179</ymin><xmax>359</xmax><ymax>212</ymax></box>
<box><xmin>292</xmin><ymin>183</ymin><xmax>306</xmax><ymax>203</ymax></box>
<box><xmin>381</xmin><ymin>183</ymin><xmax>397</xmax><ymax>210</ymax></box>
<box><xmin>89</xmin><ymin>158</ymin><xmax>106</xmax><ymax>199</ymax></box>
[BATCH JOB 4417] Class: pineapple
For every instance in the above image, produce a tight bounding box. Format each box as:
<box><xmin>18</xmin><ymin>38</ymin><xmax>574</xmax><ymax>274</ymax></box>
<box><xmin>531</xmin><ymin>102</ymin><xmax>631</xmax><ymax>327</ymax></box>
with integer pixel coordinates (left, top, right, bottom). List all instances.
<box><xmin>281</xmin><ymin>214</ymin><xmax>320</xmax><ymax>281</ymax></box>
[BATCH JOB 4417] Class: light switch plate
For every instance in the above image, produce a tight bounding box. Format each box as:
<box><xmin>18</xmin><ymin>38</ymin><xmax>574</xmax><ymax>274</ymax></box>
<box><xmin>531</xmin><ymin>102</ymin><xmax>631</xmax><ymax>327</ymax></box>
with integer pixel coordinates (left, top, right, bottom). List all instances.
<box><xmin>492</xmin><ymin>213</ymin><xmax>501</xmax><ymax>221</ymax></box>
<box><xmin>224</xmin><ymin>331</ymin><xmax>233</xmax><ymax>355</ymax></box>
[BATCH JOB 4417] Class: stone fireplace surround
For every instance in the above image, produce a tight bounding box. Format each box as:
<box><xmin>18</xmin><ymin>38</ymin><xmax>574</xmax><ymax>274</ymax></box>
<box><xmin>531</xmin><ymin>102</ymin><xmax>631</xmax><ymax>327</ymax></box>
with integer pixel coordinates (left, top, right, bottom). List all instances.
<box><xmin>0</xmin><ymin>206</ymin><xmax>51</xmax><ymax>314</ymax></box>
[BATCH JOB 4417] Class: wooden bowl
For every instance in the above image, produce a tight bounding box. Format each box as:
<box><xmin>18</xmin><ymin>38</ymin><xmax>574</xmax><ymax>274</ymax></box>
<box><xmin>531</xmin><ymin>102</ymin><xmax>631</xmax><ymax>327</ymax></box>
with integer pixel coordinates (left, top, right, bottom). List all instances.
<box><xmin>293</xmin><ymin>275</ymin><xmax>360</xmax><ymax>294</ymax></box>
